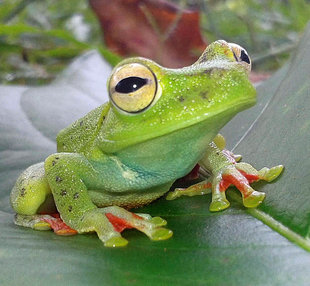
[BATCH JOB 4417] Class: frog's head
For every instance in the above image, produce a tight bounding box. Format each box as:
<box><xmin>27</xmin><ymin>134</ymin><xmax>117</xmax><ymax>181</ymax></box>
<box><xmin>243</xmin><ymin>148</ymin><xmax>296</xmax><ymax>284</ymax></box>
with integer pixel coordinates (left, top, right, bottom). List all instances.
<box><xmin>101</xmin><ymin>40</ymin><xmax>256</xmax><ymax>152</ymax></box>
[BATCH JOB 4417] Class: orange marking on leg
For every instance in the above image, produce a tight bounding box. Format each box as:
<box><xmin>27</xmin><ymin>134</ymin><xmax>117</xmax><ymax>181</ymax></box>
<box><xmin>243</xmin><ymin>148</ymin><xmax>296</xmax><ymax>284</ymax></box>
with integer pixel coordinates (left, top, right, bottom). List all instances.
<box><xmin>132</xmin><ymin>213</ymin><xmax>143</xmax><ymax>220</ymax></box>
<box><xmin>105</xmin><ymin>213</ymin><xmax>134</xmax><ymax>233</ymax></box>
<box><xmin>239</xmin><ymin>170</ymin><xmax>259</xmax><ymax>183</ymax></box>
<box><xmin>192</xmin><ymin>182</ymin><xmax>212</xmax><ymax>191</ymax></box>
<box><xmin>204</xmin><ymin>182</ymin><xmax>212</xmax><ymax>189</ymax></box>
<box><xmin>222</xmin><ymin>173</ymin><xmax>252</xmax><ymax>198</ymax></box>
<box><xmin>42</xmin><ymin>217</ymin><xmax>77</xmax><ymax>236</ymax></box>
<box><xmin>219</xmin><ymin>180</ymin><xmax>230</xmax><ymax>192</ymax></box>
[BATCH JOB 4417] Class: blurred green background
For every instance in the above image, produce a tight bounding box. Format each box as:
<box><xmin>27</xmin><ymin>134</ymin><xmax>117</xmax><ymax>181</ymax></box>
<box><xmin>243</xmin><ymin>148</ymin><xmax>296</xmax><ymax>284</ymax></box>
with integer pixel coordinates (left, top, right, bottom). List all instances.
<box><xmin>0</xmin><ymin>0</ymin><xmax>309</xmax><ymax>85</ymax></box>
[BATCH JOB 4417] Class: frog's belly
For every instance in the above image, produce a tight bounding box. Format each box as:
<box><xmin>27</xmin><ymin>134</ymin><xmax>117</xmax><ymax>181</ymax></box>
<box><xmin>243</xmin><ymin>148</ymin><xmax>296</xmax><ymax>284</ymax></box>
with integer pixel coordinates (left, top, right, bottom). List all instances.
<box><xmin>88</xmin><ymin>182</ymin><xmax>172</xmax><ymax>208</ymax></box>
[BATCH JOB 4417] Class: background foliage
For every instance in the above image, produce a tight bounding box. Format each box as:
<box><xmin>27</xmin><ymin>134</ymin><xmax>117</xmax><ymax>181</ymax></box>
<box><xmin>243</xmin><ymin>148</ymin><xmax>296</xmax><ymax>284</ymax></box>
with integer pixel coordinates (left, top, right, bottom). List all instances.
<box><xmin>0</xmin><ymin>0</ymin><xmax>309</xmax><ymax>84</ymax></box>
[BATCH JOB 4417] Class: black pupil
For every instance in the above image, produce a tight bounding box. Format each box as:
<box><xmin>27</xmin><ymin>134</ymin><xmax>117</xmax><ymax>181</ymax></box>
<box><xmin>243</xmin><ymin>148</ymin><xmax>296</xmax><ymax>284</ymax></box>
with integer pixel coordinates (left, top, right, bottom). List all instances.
<box><xmin>240</xmin><ymin>50</ymin><xmax>250</xmax><ymax>64</ymax></box>
<box><xmin>115</xmin><ymin>77</ymin><xmax>148</xmax><ymax>93</ymax></box>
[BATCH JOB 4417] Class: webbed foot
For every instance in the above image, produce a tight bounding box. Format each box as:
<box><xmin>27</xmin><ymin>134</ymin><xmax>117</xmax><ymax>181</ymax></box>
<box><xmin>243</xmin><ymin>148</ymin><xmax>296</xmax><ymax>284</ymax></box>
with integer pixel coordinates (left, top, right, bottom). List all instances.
<box><xmin>76</xmin><ymin>206</ymin><xmax>173</xmax><ymax>247</ymax></box>
<box><xmin>171</xmin><ymin>136</ymin><xmax>284</xmax><ymax>211</ymax></box>
<box><xmin>103</xmin><ymin>207</ymin><xmax>173</xmax><ymax>244</ymax></box>
<box><xmin>167</xmin><ymin>160</ymin><xmax>283</xmax><ymax>212</ymax></box>
<box><xmin>210</xmin><ymin>162</ymin><xmax>282</xmax><ymax>210</ymax></box>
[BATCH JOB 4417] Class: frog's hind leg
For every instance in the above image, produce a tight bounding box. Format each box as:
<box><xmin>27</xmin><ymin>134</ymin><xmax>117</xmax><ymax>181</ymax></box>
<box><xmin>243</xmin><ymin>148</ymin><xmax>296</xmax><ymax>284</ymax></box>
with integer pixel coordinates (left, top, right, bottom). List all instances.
<box><xmin>10</xmin><ymin>162</ymin><xmax>75</xmax><ymax>234</ymax></box>
<box><xmin>10</xmin><ymin>162</ymin><xmax>55</xmax><ymax>214</ymax></box>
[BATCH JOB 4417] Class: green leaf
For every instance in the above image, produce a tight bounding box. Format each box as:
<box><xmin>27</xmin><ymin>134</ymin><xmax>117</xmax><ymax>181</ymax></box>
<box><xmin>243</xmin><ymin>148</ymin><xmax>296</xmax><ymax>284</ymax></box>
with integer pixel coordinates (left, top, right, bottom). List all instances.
<box><xmin>1</xmin><ymin>25</ymin><xmax>310</xmax><ymax>286</ymax></box>
<box><xmin>222</xmin><ymin>22</ymin><xmax>310</xmax><ymax>248</ymax></box>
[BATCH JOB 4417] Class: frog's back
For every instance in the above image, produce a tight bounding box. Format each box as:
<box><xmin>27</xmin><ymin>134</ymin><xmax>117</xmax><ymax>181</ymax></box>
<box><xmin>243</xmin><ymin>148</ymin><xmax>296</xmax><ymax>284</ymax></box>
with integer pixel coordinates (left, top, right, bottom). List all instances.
<box><xmin>57</xmin><ymin>102</ymin><xmax>110</xmax><ymax>153</ymax></box>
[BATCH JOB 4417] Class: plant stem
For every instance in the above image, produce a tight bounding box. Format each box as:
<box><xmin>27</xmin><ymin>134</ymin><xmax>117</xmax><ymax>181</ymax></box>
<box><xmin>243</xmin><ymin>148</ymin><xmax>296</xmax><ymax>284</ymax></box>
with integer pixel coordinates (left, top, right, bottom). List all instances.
<box><xmin>228</xmin><ymin>191</ymin><xmax>310</xmax><ymax>252</ymax></box>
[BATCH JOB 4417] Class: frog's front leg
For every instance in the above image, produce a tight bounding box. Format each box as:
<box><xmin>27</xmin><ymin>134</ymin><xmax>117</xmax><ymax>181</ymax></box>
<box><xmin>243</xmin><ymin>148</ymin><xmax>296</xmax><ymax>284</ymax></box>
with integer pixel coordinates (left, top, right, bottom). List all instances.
<box><xmin>167</xmin><ymin>135</ymin><xmax>283</xmax><ymax>212</ymax></box>
<box><xmin>44</xmin><ymin>153</ymin><xmax>172</xmax><ymax>247</ymax></box>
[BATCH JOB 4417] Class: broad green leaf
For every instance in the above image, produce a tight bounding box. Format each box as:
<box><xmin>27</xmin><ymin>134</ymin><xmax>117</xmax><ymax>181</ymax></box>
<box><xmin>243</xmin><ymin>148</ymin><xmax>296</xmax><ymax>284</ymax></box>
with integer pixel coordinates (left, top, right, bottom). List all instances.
<box><xmin>231</xmin><ymin>23</ymin><xmax>310</xmax><ymax>241</ymax></box>
<box><xmin>1</xmin><ymin>25</ymin><xmax>310</xmax><ymax>286</ymax></box>
<box><xmin>220</xmin><ymin>22</ymin><xmax>310</xmax><ymax>246</ymax></box>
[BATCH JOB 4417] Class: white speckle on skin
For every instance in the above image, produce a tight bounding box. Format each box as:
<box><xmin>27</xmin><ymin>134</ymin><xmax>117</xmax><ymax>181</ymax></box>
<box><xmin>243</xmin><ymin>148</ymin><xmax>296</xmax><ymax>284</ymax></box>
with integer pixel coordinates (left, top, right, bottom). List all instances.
<box><xmin>110</xmin><ymin>156</ymin><xmax>138</xmax><ymax>180</ymax></box>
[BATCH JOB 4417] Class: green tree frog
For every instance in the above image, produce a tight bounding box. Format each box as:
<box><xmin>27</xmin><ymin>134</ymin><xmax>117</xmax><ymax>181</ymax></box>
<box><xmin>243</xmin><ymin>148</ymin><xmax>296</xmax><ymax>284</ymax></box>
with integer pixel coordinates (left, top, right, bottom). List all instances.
<box><xmin>10</xmin><ymin>40</ymin><xmax>283</xmax><ymax>247</ymax></box>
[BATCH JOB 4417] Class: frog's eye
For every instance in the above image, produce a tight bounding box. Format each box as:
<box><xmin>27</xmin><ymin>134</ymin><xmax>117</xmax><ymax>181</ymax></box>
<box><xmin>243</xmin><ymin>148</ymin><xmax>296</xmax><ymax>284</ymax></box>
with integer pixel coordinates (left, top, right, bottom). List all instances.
<box><xmin>109</xmin><ymin>63</ymin><xmax>157</xmax><ymax>113</ymax></box>
<box><xmin>240</xmin><ymin>50</ymin><xmax>250</xmax><ymax>64</ymax></box>
<box><xmin>229</xmin><ymin>43</ymin><xmax>251</xmax><ymax>72</ymax></box>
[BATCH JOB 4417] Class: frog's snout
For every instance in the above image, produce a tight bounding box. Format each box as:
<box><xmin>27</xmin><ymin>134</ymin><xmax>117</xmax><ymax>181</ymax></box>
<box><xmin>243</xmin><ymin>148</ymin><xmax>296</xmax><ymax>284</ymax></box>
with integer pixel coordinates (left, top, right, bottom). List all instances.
<box><xmin>197</xmin><ymin>40</ymin><xmax>252</xmax><ymax>74</ymax></box>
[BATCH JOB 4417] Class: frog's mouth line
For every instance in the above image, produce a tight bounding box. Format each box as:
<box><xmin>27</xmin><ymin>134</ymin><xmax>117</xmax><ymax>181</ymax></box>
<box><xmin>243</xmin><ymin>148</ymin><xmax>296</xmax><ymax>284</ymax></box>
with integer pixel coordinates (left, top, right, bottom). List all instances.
<box><xmin>105</xmin><ymin>96</ymin><xmax>256</xmax><ymax>151</ymax></box>
<box><xmin>152</xmin><ymin>97</ymin><xmax>256</xmax><ymax>139</ymax></box>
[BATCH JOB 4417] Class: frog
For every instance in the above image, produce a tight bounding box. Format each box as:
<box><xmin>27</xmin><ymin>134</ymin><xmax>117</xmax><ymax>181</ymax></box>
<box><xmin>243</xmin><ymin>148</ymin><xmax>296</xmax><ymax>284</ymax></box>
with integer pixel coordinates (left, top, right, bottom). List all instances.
<box><xmin>10</xmin><ymin>40</ymin><xmax>283</xmax><ymax>247</ymax></box>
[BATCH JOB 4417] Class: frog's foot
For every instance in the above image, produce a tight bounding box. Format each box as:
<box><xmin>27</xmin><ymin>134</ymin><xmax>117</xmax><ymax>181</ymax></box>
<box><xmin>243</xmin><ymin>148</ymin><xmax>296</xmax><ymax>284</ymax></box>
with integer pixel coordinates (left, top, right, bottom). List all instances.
<box><xmin>104</xmin><ymin>207</ymin><xmax>173</xmax><ymax>242</ymax></box>
<box><xmin>212</xmin><ymin>162</ymin><xmax>284</xmax><ymax>211</ymax></box>
<box><xmin>167</xmin><ymin>163</ymin><xmax>283</xmax><ymax>212</ymax></box>
<box><xmin>14</xmin><ymin>213</ymin><xmax>78</xmax><ymax>235</ymax></box>
<box><xmin>79</xmin><ymin>206</ymin><xmax>173</xmax><ymax>247</ymax></box>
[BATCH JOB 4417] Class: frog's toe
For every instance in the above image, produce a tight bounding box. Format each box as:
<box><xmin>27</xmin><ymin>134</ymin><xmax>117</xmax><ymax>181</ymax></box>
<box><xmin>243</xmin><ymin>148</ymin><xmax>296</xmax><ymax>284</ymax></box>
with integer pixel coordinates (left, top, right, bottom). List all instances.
<box><xmin>33</xmin><ymin>220</ymin><xmax>52</xmax><ymax>230</ymax></box>
<box><xmin>209</xmin><ymin>198</ymin><xmax>230</xmax><ymax>212</ymax></box>
<box><xmin>149</xmin><ymin>216</ymin><xmax>167</xmax><ymax>227</ymax></box>
<box><xmin>104</xmin><ymin>236</ymin><xmax>128</xmax><ymax>247</ymax></box>
<box><xmin>243</xmin><ymin>191</ymin><xmax>265</xmax><ymax>208</ymax></box>
<box><xmin>148</xmin><ymin>227</ymin><xmax>173</xmax><ymax>241</ymax></box>
<box><xmin>234</xmin><ymin>154</ymin><xmax>242</xmax><ymax>162</ymax></box>
<box><xmin>15</xmin><ymin>213</ymin><xmax>52</xmax><ymax>231</ymax></box>
<box><xmin>167</xmin><ymin>182</ymin><xmax>212</xmax><ymax>201</ymax></box>
<box><xmin>166</xmin><ymin>188</ymin><xmax>184</xmax><ymax>200</ymax></box>
<box><xmin>135</xmin><ymin>213</ymin><xmax>167</xmax><ymax>226</ymax></box>
<box><xmin>259</xmin><ymin>165</ymin><xmax>284</xmax><ymax>182</ymax></box>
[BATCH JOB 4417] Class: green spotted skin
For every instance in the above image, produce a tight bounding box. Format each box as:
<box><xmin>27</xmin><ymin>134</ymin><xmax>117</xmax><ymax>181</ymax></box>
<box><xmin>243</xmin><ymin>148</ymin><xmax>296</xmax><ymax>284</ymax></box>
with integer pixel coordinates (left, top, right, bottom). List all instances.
<box><xmin>10</xmin><ymin>40</ymin><xmax>257</xmax><ymax>245</ymax></box>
